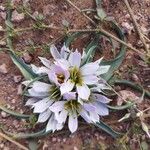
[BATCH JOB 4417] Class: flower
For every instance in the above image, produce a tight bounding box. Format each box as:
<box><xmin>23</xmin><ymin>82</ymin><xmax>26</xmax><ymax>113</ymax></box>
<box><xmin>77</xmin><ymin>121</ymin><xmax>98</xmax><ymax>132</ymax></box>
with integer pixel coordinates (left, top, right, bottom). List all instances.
<box><xmin>23</xmin><ymin>44</ymin><xmax>111</xmax><ymax>134</ymax></box>
<box><xmin>24</xmin><ymin>80</ymin><xmax>63</xmax><ymax>132</ymax></box>
<box><xmin>49</xmin><ymin>92</ymin><xmax>110</xmax><ymax>133</ymax></box>
<box><xmin>52</xmin><ymin>50</ymin><xmax>110</xmax><ymax>100</ymax></box>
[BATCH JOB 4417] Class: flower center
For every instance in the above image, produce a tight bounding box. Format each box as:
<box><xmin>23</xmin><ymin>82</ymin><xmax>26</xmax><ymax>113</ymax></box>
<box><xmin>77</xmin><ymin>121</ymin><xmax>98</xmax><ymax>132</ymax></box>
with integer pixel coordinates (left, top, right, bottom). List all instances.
<box><xmin>56</xmin><ymin>73</ymin><xmax>65</xmax><ymax>84</ymax></box>
<box><xmin>49</xmin><ymin>85</ymin><xmax>61</xmax><ymax>100</ymax></box>
<box><xmin>69</xmin><ymin>67</ymin><xmax>82</xmax><ymax>85</ymax></box>
<box><xmin>64</xmin><ymin>100</ymin><xmax>81</xmax><ymax>115</ymax></box>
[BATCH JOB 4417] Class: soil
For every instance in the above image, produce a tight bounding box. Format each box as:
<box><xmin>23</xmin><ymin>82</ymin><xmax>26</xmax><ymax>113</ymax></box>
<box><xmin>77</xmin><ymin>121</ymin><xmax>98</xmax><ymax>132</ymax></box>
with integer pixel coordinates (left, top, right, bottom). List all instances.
<box><xmin>0</xmin><ymin>0</ymin><xmax>150</xmax><ymax>150</ymax></box>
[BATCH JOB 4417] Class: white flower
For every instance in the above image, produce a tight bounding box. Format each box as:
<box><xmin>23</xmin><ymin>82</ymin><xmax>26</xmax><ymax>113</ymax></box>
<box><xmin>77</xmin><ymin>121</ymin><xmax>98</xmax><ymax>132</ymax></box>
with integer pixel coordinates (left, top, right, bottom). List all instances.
<box><xmin>49</xmin><ymin>92</ymin><xmax>110</xmax><ymax>133</ymax></box>
<box><xmin>24</xmin><ymin>81</ymin><xmax>63</xmax><ymax>132</ymax></box>
<box><xmin>51</xmin><ymin>49</ymin><xmax>110</xmax><ymax>100</ymax></box>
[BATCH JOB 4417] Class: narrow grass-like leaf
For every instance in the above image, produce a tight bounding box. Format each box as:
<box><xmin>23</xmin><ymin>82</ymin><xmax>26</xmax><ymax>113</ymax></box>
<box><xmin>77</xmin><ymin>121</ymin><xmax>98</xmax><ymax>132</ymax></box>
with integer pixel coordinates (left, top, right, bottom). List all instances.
<box><xmin>113</xmin><ymin>79</ymin><xmax>150</xmax><ymax>99</ymax></box>
<box><xmin>94</xmin><ymin>120</ymin><xmax>123</xmax><ymax>138</ymax></box>
<box><xmin>9</xmin><ymin>51</ymin><xmax>38</xmax><ymax>80</ymax></box>
<box><xmin>3</xmin><ymin>128</ymin><xmax>51</xmax><ymax>139</ymax></box>
<box><xmin>0</xmin><ymin>105</ymin><xmax>30</xmax><ymax>119</ymax></box>
<box><xmin>108</xmin><ymin>102</ymin><xmax>135</xmax><ymax>110</ymax></box>
<box><xmin>100</xmin><ymin>21</ymin><xmax>126</xmax><ymax>81</ymax></box>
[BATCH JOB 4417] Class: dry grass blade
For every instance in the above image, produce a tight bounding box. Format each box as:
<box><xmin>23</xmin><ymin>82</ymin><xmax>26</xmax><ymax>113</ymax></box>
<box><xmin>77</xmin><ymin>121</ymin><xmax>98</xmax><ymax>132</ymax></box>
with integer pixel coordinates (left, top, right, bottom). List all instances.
<box><xmin>0</xmin><ymin>132</ymin><xmax>29</xmax><ymax>150</ymax></box>
<box><xmin>66</xmin><ymin>0</ymin><xmax>144</xmax><ymax>55</ymax></box>
<box><xmin>124</xmin><ymin>0</ymin><xmax>149</xmax><ymax>54</ymax></box>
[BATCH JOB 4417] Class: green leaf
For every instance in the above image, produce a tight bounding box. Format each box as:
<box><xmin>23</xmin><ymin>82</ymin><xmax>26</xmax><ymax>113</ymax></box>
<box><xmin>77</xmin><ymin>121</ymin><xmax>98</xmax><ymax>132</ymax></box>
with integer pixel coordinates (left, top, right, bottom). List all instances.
<box><xmin>96</xmin><ymin>8</ymin><xmax>107</xmax><ymax>20</ymax></box>
<box><xmin>81</xmin><ymin>45</ymin><xmax>97</xmax><ymax>66</ymax></box>
<box><xmin>100</xmin><ymin>21</ymin><xmax>126</xmax><ymax>81</ymax></box>
<box><xmin>113</xmin><ymin>79</ymin><xmax>150</xmax><ymax>99</ymax></box>
<box><xmin>65</xmin><ymin>32</ymin><xmax>84</xmax><ymax>47</ymax></box>
<box><xmin>3</xmin><ymin>128</ymin><xmax>51</xmax><ymax>139</ymax></box>
<box><xmin>94</xmin><ymin>120</ymin><xmax>123</xmax><ymax>138</ymax></box>
<box><xmin>0</xmin><ymin>105</ymin><xmax>30</xmax><ymax>119</ymax></box>
<box><xmin>108</xmin><ymin>102</ymin><xmax>135</xmax><ymax>110</ymax></box>
<box><xmin>28</xmin><ymin>139</ymin><xmax>39</xmax><ymax>150</ymax></box>
<box><xmin>9</xmin><ymin>51</ymin><xmax>38</xmax><ymax>80</ymax></box>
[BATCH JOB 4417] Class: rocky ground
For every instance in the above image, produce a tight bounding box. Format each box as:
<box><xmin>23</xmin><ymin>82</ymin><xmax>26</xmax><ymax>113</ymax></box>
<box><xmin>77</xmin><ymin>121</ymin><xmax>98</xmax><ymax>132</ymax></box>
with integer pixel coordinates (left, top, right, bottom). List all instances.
<box><xmin>0</xmin><ymin>0</ymin><xmax>150</xmax><ymax>149</ymax></box>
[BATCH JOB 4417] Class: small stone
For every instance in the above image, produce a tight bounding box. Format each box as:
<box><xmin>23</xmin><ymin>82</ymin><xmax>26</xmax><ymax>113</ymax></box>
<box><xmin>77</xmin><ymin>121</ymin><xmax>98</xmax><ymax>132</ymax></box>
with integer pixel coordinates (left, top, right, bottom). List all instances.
<box><xmin>0</xmin><ymin>63</ymin><xmax>8</xmax><ymax>74</ymax></box>
<box><xmin>22</xmin><ymin>52</ymin><xmax>32</xmax><ymax>64</ymax></box>
<box><xmin>52</xmin><ymin>137</ymin><xmax>57</xmax><ymax>142</ymax></box>
<box><xmin>0</xmin><ymin>143</ymin><xmax>4</xmax><ymax>148</ymax></box>
<box><xmin>0</xmin><ymin>25</ymin><xmax>4</xmax><ymax>31</ymax></box>
<box><xmin>17</xmin><ymin>84</ymin><xmax>23</xmax><ymax>95</ymax></box>
<box><xmin>63</xmin><ymin>138</ymin><xmax>66</xmax><ymax>143</ymax></box>
<box><xmin>12</xmin><ymin>99</ymin><xmax>16</xmax><ymax>104</ymax></box>
<box><xmin>57</xmin><ymin>138</ymin><xmax>61</xmax><ymax>142</ymax></box>
<box><xmin>13</xmin><ymin>75</ymin><xmax>22</xmax><ymax>83</ymax></box>
<box><xmin>0</xmin><ymin>41</ymin><xmax>6</xmax><ymax>46</ymax></box>
<box><xmin>131</xmin><ymin>74</ymin><xmax>139</xmax><ymax>82</ymax></box>
<box><xmin>121</xmin><ymin>22</ymin><xmax>134</xmax><ymax>35</ymax></box>
<box><xmin>0</xmin><ymin>12</ymin><xmax>6</xmax><ymax>19</ymax></box>
<box><xmin>12</xmin><ymin>10</ymin><xmax>25</xmax><ymax>22</ymax></box>
<box><xmin>1</xmin><ymin>111</ymin><xmax>7</xmax><ymax>118</ymax></box>
<box><xmin>74</xmin><ymin>146</ymin><xmax>79</xmax><ymax>150</ymax></box>
<box><xmin>0</xmin><ymin>6</ymin><xmax>5</xmax><ymax>11</ymax></box>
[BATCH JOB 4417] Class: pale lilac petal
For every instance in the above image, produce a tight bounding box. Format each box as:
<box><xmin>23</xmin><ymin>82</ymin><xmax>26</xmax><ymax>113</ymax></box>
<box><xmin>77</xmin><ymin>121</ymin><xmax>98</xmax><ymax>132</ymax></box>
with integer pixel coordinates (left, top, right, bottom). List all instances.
<box><xmin>92</xmin><ymin>94</ymin><xmax>111</xmax><ymax>103</ymax></box>
<box><xmin>90</xmin><ymin>84</ymin><xmax>110</xmax><ymax>93</ymax></box>
<box><xmin>68</xmin><ymin>114</ymin><xmax>78</xmax><ymax>133</ymax></box>
<box><xmin>28</xmin><ymin>88</ymin><xmax>48</xmax><ymax>98</ymax></box>
<box><xmin>38</xmin><ymin>57</ymin><xmax>51</xmax><ymax>69</ymax></box>
<box><xmin>33</xmin><ymin>97</ymin><xmax>53</xmax><ymax>113</ymax></box>
<box><xmin>56</xmin><ymin>123</ymin><xmax>64</xmax><ymax>130</ymax></box>
<box><xmin>22</xmin><ymin>80</ymin><xmax>32</xmax><ymax>86</ymax></box>
<box><xmin>48</xmin><ymin>72</ymin><xmax>59</xmax><ymax>85</ymax></box>
<box><xmin>60</xmin><ymin>44</ymin><xmax>70</xmax><ymax>59</ymax></box>
<box><xmin>80</xmin><ymin>110</ymin><xmax>91</xmax><ymax>123</ymax></box>
<box><xmin>25</xmin><ymin>98</ymin><xmax>38</xmax><ymax>106</ymax></box>
<box><xmin>63</xmin><ymin>92</ymin><xmax>76</xmax><ymax>100</ymax></box>
<box><xmin>96</xmin><ymin>65</ymin><xmax>110</xmax><ymax>75</ymax></box>
<box><xmin>94</xmin><ymin>102</ymin><xmax>109</xmax><ymax>116</ymax></box>
<box><xmin>89</xmin><ymin>111</ymin><xmax>99</xmax><ymax>122</ymax></box>
<box><xmin>46</xmin><ymin>114</ymin><xmax>57</xmax><ymax>132</ymax></box>
<box><xmin>50</xmin><ymin>45</ymin><xmax>61</xmax><ymax>59</ymax></box>
<box><xmin>55</xmin><ymin>59</ymin><xmax>70</xmax><ymax>70</ymax></box>
<box><xmin>80</xmin><ymin>62</ymin><xmax>99</xmax><ymax>76</ymax></box>
<box><xmin>37</xmin><ymin>109</ymin><xmax>52</xmax><ymax>123</ymax></box>
<box><xmin>60</xmin><ymin>80</ymin><xmax>74</xmax><ymax>95</ymax></box>
<box><xmin>49</xmin><ymin>101</ymin><xmax>65</xmax><ymax>112</ymax></box>
<box><xmin>83</xmin><ymin>103</ymin><xmax>96</xmax><ymax>112</ymax></box>
<box><xmin>31</xmin><ymin>64</ymin><xmax>49</xmax><ymax>74</ymax></box>
<box><xmin>32</xmin><ymin>81</ymin><xmax>52</xmax><ymax>93</ymax></box>
<box><xmin>76</xmin><ymin>84</ymin><xmax>90</xmax><ymax>100</ymax></box>
<box><xmin>55</xmin><ymin>110</ymin><xmax>68</xmax><ymax>123</ymax></box>
<box><xmin>82</xmin><ymin>75</ymin><xmax>99</xmax><ymax>85</ymax></box>
<box><xmin>48</xmin><ymin>65</ymin><xmax>70</xmax><ymax>84</ymax></box>
<box><xmin>69</xmin><ymin>50</ymin><xmax>81</xmax><ymax>67</ymax></box>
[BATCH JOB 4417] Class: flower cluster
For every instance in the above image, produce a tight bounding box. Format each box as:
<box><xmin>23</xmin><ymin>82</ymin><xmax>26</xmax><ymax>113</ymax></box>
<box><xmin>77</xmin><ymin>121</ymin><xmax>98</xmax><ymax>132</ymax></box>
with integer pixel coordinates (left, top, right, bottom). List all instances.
<box><xmin>23</xmin><ymin>44</ymin><xmax>111</xmax><ymax>133</ymax></box>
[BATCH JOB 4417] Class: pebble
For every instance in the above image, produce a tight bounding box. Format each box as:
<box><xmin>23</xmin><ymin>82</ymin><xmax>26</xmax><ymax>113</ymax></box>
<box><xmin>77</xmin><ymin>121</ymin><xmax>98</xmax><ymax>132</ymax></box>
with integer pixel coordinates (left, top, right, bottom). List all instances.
<box><xmin>1</xmin><ymin>111</ymin><xmax>7</xmax><ymax>118</ymax></box>
<box><xmin>0</xmin><ymin>143</ymin><xmax>4</xmax><ymax>148</ymax></box>
<box><xmin>22</xmin><ymin>52</ymin><xmax>32</xmax><ymax>64</ymax></box>
<box><xmin>131</xmin><ymin>74</ymin><xmax>139</xmax><ymax>82</ymax></box>
<box><xmin>52</xmin><ymin>137</ymin><xmax>57</xmax><ymax>142</ymax></box>
<box><xmin>13</xmin><ymin>75</ymin><xmax>22</xmax><ymax>83</ymax></box>
<box><xmin>17</xmin><ymin>84</ymin><xmax>23</xmax><ymax>95</ymax></box>
<box><xmin>0</xmin><ymin>6</ymin><xmax>5</xmax><ymax>11</ymax></box>
<box><xmin>0</xmin><ymin>41</ymin><xmax>6</xmax><ymax>46</ymax></box>
<box><xmin>0</xmin><ymin>63</ymin><xmax>8</xmax><ymax>74</ymax></box>
<box><xmin>12</xmin><ymin>10</ymin><xmax>25</xmax><ymax>22</ymax></box>
<box><xmin>74</xmin><ymin>146</ymin><xmax>79</xmax><ymax>150</ymax></box>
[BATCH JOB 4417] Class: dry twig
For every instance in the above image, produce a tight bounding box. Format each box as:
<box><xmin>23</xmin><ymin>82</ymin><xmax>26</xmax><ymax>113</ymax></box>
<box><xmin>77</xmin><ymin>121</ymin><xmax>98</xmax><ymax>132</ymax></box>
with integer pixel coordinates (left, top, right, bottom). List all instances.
<box><xmin>0</xmin><ymin>132</ymin><xmax>29</xmax><ymax>150</ymax></box>
<box><xmin>66</xmin><ymin>0</ymin><xmax>144</xmax><ymax>55</ymax></box>
<box><xmin>123</xmin><ymin>0</ymin><xmax>149</xmax><ymax>54</ymax></box>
